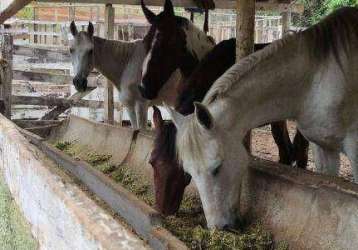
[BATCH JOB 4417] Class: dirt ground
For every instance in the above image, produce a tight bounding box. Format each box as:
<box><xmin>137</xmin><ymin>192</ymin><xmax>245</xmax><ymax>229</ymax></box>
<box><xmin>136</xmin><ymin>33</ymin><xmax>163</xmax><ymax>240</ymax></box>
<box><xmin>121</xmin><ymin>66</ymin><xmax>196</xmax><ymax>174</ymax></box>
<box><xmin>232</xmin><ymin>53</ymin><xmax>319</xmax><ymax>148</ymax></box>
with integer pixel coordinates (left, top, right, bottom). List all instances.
<box><xmin>252</xmin><ymin>121</ymin><xmax>353</xmax><ymax>182</ymax></box>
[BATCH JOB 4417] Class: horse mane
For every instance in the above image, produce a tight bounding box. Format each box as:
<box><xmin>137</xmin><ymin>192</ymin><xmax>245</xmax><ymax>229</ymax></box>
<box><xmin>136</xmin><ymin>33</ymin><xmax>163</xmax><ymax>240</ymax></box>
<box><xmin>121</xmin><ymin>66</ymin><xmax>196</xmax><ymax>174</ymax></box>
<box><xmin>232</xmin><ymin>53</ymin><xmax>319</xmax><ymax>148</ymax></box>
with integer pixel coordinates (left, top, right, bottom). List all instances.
<box><xmin>176</xmin><ymin>38</ymin><xmax>235</xmax><ymax>114</ymax></box>
<box><xmin>203</xmin><ymin>7</ymin><xmax>358</xmax><ymax>105</ymax></box>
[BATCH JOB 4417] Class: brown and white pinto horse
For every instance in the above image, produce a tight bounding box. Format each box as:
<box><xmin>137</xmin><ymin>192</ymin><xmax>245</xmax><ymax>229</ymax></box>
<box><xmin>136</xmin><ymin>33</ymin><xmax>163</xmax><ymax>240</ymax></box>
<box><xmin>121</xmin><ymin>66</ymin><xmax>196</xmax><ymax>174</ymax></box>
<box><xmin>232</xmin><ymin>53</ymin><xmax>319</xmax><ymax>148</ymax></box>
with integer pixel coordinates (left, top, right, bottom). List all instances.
<box><xmin>150</xmin><ymin>38</ymin><xmax>309</xmax><ymax>215</ymax></box>
<box><xmin>139</xmin><ymin>0</ymin><xmax>215</xmax><ymax>102</ymax></box>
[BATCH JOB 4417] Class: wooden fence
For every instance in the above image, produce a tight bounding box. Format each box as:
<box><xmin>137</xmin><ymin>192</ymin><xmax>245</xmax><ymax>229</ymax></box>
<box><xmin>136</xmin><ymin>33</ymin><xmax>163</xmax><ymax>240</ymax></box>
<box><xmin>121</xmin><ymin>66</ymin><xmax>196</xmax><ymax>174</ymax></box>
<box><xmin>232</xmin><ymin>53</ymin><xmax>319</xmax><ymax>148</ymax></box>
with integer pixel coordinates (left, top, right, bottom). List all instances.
<box><xmin>2</xmin><ymin>4</ymin><xmax>283</xmax><ymax>46</ymax></box>
<box><xmin>0</xmin><ymin>33</ymin><xmax>122</xmax><ymax>126</ymax></box>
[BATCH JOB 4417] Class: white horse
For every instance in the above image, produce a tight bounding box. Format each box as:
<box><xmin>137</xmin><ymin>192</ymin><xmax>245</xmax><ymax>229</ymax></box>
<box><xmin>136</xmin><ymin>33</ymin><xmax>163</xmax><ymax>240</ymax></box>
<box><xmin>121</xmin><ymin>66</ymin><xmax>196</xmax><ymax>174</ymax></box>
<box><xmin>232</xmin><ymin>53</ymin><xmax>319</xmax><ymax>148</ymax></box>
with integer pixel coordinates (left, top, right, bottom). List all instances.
<box><xmin>69</xmin><ymin>21</ymin><xmax>180</xmax><ymax>129</ymax></box>
<box><xmin>167</xmin><ymin>7</ymin><xmax>358</xmax><ymax>229</ymax></box>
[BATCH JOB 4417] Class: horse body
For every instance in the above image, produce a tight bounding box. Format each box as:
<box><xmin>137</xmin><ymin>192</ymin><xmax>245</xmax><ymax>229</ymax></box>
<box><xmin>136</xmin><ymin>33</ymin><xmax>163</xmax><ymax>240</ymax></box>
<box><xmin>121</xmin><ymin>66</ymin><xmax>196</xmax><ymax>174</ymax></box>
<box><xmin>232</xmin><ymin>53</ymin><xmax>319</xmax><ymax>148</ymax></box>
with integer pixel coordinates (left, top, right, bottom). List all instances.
<box><xmin>169</xmin><ymin>7</ymin><xmax>358</xmax><ymax>229</ymax></box>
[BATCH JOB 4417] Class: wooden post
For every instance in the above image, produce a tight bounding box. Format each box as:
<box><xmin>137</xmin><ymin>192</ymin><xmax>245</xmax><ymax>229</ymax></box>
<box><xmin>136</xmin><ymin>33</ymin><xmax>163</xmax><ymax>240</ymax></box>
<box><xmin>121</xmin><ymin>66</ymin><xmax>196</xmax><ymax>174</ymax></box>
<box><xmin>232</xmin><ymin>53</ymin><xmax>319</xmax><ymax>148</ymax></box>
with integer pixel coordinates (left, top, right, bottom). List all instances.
<box><xmin>0</xmin><ymin>34</ymin><xmax>13</xmax><ymax>119</ymax></box>
<box><xmin>69</xmin><ymin>5</ymin><xmax>76</xmax><ymax>21</ymax></box>
<box><xmin>104</xmin><ymin>4</ymin><xmax>114</xmax><ymax>124</ymax></box>
<box><xmin>281</xmin><ymin>10</ymin><xmax>291</xmax><ymax>36</ymax></box>
<box><xmin>236</xmin><ymin>0</ymin><xmax>255</xmax><ymax>152</ymax></box>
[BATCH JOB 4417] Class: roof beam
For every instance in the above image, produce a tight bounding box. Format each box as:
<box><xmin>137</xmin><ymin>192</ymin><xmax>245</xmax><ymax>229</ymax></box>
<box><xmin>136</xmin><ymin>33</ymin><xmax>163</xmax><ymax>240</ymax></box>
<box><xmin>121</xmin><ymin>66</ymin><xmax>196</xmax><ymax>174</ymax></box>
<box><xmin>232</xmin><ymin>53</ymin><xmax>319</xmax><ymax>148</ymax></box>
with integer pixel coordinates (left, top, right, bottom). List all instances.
<box><xmin>0</xmin><ymin>0</ymin><xmax>32</xmax><ymax>24</ymax></box>
<box><xmin>36</xmin><ymin>0</ymin><xmax>304</xmax><ymax>13</ymax></box>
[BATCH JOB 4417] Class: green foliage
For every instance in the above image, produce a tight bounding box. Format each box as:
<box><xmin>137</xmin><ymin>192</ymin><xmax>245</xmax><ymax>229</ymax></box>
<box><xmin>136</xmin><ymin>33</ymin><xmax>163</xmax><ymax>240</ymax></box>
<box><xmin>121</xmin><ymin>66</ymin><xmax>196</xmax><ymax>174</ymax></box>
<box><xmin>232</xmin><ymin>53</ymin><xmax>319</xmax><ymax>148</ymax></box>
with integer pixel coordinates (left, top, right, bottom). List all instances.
<box><xmin>298</xmin><ymin>0</ymin><xmax>357</xmax><ymax>26</ymax></box>
<box><xmin>16</xmin><ymin>7</ymin><xmax>34</xmax><ymax>20</ymax></box>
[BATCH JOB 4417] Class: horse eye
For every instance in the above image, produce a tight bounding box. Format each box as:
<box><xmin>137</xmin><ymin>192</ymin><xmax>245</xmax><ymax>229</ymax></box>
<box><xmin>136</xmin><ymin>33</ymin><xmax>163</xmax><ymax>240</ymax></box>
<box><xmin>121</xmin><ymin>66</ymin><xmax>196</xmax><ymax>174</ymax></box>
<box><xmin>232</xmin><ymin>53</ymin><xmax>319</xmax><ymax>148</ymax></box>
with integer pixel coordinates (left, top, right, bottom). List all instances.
<box><xmin>69</xmin><ymin>48</ymin><xmax>74</xmax><ymax>54</ymax></box>
<box><xmin>89</xmin><ymin>49</ymin><xmax>93</xmax><ymax>54</ymax></box>
<box><xmin>211</xmin><ymin>164</ymin><xmax>222</xmax><ymax>177</ymax></box>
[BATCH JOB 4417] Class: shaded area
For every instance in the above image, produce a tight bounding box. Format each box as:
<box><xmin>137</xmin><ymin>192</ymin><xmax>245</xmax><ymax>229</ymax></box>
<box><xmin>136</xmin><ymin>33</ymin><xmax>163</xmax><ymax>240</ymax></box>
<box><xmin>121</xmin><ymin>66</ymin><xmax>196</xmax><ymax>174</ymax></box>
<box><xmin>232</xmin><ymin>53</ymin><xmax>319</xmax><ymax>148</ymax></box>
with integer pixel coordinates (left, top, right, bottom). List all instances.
<box><xmin>0</xmin><ymin>175</ymin><xmax>38</xmax><ymax>250</ymax></box>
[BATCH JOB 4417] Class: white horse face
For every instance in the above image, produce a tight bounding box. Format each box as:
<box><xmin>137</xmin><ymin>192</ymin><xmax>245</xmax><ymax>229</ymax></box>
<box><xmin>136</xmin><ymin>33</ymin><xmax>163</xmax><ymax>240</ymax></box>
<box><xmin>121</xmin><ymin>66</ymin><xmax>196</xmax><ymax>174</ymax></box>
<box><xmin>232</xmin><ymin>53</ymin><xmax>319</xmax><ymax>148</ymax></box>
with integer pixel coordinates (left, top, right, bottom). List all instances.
<box><xmin>69</xmin><ymin>21</ymin><xmax>95</xmax><ymax>92</ymax></box>
<box><xmin>167</xmin><ymin>103</ymin><xmax>248</xmax><ymax>229</ymax></box>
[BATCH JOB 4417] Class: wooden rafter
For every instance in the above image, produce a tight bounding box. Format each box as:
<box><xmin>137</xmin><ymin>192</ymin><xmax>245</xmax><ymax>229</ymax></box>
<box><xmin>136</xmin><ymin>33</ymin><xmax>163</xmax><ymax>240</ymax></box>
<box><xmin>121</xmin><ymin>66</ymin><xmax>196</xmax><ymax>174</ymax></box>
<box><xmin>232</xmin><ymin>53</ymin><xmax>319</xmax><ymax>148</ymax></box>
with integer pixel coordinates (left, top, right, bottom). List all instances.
<box><xmin>0</xmin><ymin>0</ymin><xmax>32</xmax><ymax>24</ymax></box>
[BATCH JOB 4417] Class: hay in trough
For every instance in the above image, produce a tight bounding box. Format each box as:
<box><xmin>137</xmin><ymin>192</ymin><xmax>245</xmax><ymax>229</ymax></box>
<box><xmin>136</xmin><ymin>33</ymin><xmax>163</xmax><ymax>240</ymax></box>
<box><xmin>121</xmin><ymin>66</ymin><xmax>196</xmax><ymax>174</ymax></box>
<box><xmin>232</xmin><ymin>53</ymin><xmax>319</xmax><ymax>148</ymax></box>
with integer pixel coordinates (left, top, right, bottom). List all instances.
<box><xmin>55</xmin><ymin>141</ymin><xmax>287</xmax><ymax>250</ymax></box>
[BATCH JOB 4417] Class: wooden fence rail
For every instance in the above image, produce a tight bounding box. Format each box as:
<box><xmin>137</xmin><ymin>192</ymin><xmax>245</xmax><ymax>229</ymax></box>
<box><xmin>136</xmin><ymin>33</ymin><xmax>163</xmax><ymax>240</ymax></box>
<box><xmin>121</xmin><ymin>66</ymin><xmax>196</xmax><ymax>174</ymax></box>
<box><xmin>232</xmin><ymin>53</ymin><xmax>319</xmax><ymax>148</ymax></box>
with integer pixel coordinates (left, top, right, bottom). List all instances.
<box><xmin>12</xmin><ymin>95</ymin><xmax>122</xmax><ymax>109</ymax></box>
<box><xmin>13</xmin><ymin>44</ymin><xmax>70</xmax><ymax>62</ymax></box>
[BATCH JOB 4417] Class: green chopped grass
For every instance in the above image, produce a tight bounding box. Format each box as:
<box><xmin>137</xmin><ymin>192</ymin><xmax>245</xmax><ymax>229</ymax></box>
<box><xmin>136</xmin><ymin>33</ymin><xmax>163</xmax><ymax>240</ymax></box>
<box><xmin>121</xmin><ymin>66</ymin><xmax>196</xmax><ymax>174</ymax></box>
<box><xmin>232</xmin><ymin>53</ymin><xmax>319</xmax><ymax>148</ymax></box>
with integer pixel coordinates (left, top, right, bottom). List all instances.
<box><xmin>0</xmin><ymin>175</ymin><xmax>38</xmax><ymax>250</ymax></box>
<box><xmin>54</xmin><ymin>141</ymin><xmax>285</xmax><ymax>250</ymax></box>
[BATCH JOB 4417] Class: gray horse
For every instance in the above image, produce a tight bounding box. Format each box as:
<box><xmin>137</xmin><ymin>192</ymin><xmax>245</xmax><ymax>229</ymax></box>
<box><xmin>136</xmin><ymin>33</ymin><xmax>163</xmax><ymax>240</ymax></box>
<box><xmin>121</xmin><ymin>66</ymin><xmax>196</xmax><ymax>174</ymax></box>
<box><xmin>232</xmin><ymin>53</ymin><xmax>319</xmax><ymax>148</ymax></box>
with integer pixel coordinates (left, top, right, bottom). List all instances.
<box><xmin>69</xmin><ymin>21</ymin><xmax>180</xmax><ymax>129</ymax></box>
<box><xmin>168</xmin><ymin>7</ymin><xmax>358</xmax><ymax>229</ymax></box>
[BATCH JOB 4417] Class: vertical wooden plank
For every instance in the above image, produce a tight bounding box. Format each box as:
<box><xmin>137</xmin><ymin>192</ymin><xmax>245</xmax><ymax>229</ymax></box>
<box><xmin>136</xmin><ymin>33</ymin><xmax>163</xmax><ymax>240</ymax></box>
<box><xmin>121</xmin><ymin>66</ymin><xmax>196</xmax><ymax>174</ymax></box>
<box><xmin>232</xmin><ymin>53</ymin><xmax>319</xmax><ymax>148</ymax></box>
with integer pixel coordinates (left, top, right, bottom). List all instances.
<box><xmin>69</xmin><ymin>5</ymin><xmax>75</xmax><ymax>21</ymax></box>
<box><xmin>104</xmin><ymin>4</ymin><xmax>114</xmax><ymax>124</ymax></box>
<box><xmin>0</xmin><ymin>34</ymin><xmax>13</xmax><ymax>119</ymax></box>
<box><xmin>281</xmin><ymin>10</ymin><xmax>291</xmax><ymax>36</ymax></box>
<box><xmin>236</xmin><ymin>0</ymin><xmax>255</xmax><ymax>152</ymax></box>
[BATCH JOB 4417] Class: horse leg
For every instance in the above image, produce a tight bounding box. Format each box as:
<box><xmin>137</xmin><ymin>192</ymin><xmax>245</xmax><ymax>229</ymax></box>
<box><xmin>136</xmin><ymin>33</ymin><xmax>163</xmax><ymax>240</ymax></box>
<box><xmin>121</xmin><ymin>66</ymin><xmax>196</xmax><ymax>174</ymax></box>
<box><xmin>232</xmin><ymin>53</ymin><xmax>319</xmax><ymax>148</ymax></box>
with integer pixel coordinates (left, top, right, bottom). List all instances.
<box><xmin>312</xmin><ymin>143</ymin><xmax>340</xmax><ymax>176</ymax></box>
<box><xmin>126</xmin><ymin>105</ymin><xmax>138</xmax><ymax>130</ymax></box>
<box><xmin>292</xmin><ymin>130</ymin><xmax>309</xmax><ymax>169</ymax></box>
<box><xmin>135</xmin><ymin>101</ymin><xmax>148</xmax><ymax>129</ymax></box>
<box><xmin>343</xmin><ymin>135</ymin><xmax>358</xmax><ymax>183</ymax></box>
<box><xmin>270</xmin><ymin>121</ymin><xmax>294</xmax><ymax>165</ymax></box>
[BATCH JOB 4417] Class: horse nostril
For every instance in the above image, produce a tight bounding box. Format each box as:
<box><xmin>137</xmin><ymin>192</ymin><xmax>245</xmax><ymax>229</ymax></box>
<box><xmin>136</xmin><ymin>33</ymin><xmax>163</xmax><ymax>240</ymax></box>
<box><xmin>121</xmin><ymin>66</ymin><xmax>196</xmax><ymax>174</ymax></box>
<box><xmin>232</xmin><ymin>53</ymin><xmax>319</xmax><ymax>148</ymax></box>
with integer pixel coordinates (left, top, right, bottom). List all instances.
<box><xmin>138</xmin><ymin>85</ymin><xmax>147</xmax><ymax>97</ymax></box>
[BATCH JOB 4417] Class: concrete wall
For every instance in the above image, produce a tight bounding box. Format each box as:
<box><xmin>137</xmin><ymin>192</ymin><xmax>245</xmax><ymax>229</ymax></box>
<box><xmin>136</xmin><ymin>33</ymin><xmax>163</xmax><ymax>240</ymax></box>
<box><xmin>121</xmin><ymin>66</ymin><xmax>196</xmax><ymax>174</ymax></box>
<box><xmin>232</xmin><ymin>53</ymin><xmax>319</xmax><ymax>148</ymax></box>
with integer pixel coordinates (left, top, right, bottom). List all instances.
<box><xmin>0</xmin><ymin>113</ymin><xmax>149</xmax><ymax>250</ymax></box>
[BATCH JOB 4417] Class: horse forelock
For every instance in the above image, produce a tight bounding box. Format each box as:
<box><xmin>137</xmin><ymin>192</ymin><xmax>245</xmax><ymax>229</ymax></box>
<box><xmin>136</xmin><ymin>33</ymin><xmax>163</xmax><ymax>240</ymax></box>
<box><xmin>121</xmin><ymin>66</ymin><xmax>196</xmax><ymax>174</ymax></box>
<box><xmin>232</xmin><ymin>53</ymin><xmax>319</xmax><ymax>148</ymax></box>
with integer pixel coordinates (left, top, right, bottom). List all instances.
<box><xmin>182</xmin><ymin>20</ymin><xmax>215</xmax><ymax>60</ymax></box>
<box><xmin>203</xmin><ymin>7</ymin><xmax>358</xmax><ymax>105</ymax></box>
<box><xmin>176</xmin><ymin>116</ymin><xmax>209</xmax><ymax>171</ymax></box>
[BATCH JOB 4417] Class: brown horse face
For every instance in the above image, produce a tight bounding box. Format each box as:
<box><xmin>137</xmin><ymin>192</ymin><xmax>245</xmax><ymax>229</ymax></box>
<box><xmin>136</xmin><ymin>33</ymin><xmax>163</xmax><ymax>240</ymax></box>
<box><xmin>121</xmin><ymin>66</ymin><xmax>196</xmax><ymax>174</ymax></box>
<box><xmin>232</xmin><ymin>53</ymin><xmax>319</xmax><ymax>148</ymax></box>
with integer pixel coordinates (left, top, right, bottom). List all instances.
<box><xmin>139</xmin><ymin>0</ymin><xmax>188</xmax><ymax>100</ymax></box>
<box><xmin>150</xmin><ymin>106</ymin><xmax>191</xmax><ymax>215</ymax></box>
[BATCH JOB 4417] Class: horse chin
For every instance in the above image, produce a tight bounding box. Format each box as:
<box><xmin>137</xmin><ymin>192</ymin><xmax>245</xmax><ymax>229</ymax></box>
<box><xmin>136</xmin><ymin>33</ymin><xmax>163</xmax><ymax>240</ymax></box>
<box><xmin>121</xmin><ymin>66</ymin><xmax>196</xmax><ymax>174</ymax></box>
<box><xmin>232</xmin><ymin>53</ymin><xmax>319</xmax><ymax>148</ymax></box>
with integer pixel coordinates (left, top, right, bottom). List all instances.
<box><xmin>73</xmin><ymin>78</ymin><xmax>88</xmax><ymax>92</ymax></box>
<box><xmin>138</xmin><ymin>85</ymin><xmax>158</xmax><ymax>100</ymax></box>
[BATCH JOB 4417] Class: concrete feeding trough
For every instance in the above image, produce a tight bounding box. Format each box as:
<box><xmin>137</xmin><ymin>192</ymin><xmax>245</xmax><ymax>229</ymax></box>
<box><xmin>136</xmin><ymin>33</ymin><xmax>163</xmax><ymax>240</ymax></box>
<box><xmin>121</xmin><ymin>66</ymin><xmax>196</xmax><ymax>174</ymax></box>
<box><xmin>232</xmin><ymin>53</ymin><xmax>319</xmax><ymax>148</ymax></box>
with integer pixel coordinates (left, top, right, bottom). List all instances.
<box><xmin>2</xmin><ymin>114</ymin><xmax>358</xmax><ymax>249</ymax></box>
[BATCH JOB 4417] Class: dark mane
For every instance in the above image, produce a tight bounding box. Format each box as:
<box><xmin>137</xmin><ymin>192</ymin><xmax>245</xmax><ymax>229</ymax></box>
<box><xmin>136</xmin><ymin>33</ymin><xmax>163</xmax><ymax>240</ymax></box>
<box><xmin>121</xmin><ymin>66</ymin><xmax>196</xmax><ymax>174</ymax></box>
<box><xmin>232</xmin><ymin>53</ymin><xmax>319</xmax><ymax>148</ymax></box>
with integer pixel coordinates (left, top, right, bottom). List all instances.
<box><xmin>176</xmin><ymin>38</ymin><xmax>269</xmax><ymax>115</ymax></box>
<box><xmin>304</xmin><ymin>7</ymin><xmax>358</xmax><ymax>66</ymax></box>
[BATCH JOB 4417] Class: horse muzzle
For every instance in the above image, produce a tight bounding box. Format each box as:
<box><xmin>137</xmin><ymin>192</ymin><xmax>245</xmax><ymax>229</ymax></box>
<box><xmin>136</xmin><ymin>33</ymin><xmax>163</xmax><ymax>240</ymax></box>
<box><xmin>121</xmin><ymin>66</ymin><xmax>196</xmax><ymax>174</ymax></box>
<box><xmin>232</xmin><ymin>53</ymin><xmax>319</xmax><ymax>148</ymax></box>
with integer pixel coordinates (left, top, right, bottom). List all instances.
<box><xmin>138</xmin><ymin>84</ymin><xmax>157</xmax><ymax>100</ymax></box>
<box><xmin>73</xmin><ymin>76</ymin><xmax>88</xmax><ymax>92</ymax></box>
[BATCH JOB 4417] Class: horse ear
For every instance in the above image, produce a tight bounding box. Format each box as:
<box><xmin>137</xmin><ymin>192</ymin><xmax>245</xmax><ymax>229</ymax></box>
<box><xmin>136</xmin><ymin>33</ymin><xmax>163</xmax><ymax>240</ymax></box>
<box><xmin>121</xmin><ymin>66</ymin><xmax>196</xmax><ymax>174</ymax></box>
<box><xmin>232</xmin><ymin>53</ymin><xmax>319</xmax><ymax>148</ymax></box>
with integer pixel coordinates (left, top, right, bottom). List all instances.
<box><xmin>87</xmin><ymin>22</ymin><xmax>94</xmax><ymax>37</ymax></box>
<box><xmin>70</xmin><ymin>21</ymin><xmax>78</xmax><ymax>36</ymax></box>
<box><xmin>164</xmin><ymin>103</ymin><xmax>185</xmax><ymax>129</ymax></box>
<box><xmin>194</xmin><ymin>102</ymin><xmax>213</xmax><ymax>130</ymax></box>
<box><xmin>141</xmin><ymin>0</ymin><xmax>157</xmax><ymax>24</ymax></box>
<box><xmin>164</xmin><ymin>0</ymin><xmax>175</xmax><ymax>17</ymax></box>
<box><xmin>152</xmin><ymin>106</ymin><xmax>164</xmax><ymax>129</ymax></box>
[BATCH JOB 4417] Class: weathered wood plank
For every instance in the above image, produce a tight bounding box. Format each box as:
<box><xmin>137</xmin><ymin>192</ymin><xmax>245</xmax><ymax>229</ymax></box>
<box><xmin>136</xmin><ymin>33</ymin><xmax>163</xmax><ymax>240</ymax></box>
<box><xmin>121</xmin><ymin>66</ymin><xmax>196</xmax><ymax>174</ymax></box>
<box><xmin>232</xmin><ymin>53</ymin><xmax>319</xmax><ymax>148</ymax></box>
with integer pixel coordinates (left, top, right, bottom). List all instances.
<box><xmin>13</xmin><ymin>69</ymin><xmax>103</xmax><ymax>87</ymax></box>
<box><xmin>236</xmin><ymin>0</ymin><xmax>255</xmax><ymax>152</ymax></box>
<box><xmin>40</xmin><ymin>89</ymin><xmax>95</xmax><ymax>120</ymax></box>
<box><xmin>0</xmin><ymin>0</ymin><xmax>32</xmax><ymax>24</ymax></box>
<box><xmin>0</xmin><ymin>35</ymin><xmax>13</xmax><ymax>119</ymax></box>
<box><xmin>281</xmin><ymin>10</ymin><xmax>291</xmax><ymax>35</ymax></box>
<box><xmin>12</xmin><ymin>95</ymin><xmax>123</xmax><ymax>109</ymax></box>
<box><xmin>36</xmin><ymin>0</ymin><xmax>304</xmax><ymax>13</ymax></box>
<box><xmin>13</xmin><ymin>119</ymin><xmax>63</xmax><ymax>128</ymax></box>
<box><xmin>104</xmin><ymin>4</ymin><xmax>115</xmax><ymax>125</ymax></box>
<box><xmin>13</xmin><ymin>69</ymin><xmax>72</xmax><ymax>83</ymax></box>
<box><xmin>13</xmin><ymin>44</ymin><xmax>70</xmax><ymax>62</ymax></box>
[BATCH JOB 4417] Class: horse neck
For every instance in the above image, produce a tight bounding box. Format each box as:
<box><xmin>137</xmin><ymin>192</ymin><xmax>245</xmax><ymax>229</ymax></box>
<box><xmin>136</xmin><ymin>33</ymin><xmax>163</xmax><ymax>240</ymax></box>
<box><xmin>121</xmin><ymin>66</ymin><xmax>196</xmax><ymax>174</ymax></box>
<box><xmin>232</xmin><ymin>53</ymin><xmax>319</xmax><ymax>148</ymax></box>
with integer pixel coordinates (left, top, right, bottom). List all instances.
<box><xmin>210</xmin><ymin>38</ymin><xmax>312</xmax><ymax>138</ymax></box>
<box><xmin>179</xmin><ymin>23</ymin><xmax>214</xmax><ymax>78</ymax></box>
<box><xmin>93</xmin><ymin>37</ymin><xmax>140</xmax><ymax>85</ymax></box>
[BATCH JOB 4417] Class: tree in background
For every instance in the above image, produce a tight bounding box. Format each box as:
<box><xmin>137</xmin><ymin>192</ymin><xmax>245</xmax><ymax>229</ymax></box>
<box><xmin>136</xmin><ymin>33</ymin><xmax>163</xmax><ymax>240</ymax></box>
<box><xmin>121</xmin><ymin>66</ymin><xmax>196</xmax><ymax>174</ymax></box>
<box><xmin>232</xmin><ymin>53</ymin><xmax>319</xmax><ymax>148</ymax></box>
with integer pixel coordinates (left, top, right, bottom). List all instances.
<box><xmin>296</xmin><ymin>0</ymin><xmax>357</xmax><ymax>26</ymax></box>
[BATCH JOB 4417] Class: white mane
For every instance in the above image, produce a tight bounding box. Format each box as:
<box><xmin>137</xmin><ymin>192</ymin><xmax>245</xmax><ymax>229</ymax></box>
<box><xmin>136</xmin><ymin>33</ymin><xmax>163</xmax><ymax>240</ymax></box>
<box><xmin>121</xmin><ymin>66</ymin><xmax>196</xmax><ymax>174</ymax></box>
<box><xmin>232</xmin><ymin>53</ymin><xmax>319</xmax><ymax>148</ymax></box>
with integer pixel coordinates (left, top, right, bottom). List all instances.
<box><xmin>183</xmin><ymin>21</ymin><xmax>215</xmax><ymax>60</ymax></box>
<box><xmin>202</xmin><ymin>35</ymin><xmax>294</xmax><ymax>105</ymax></box>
